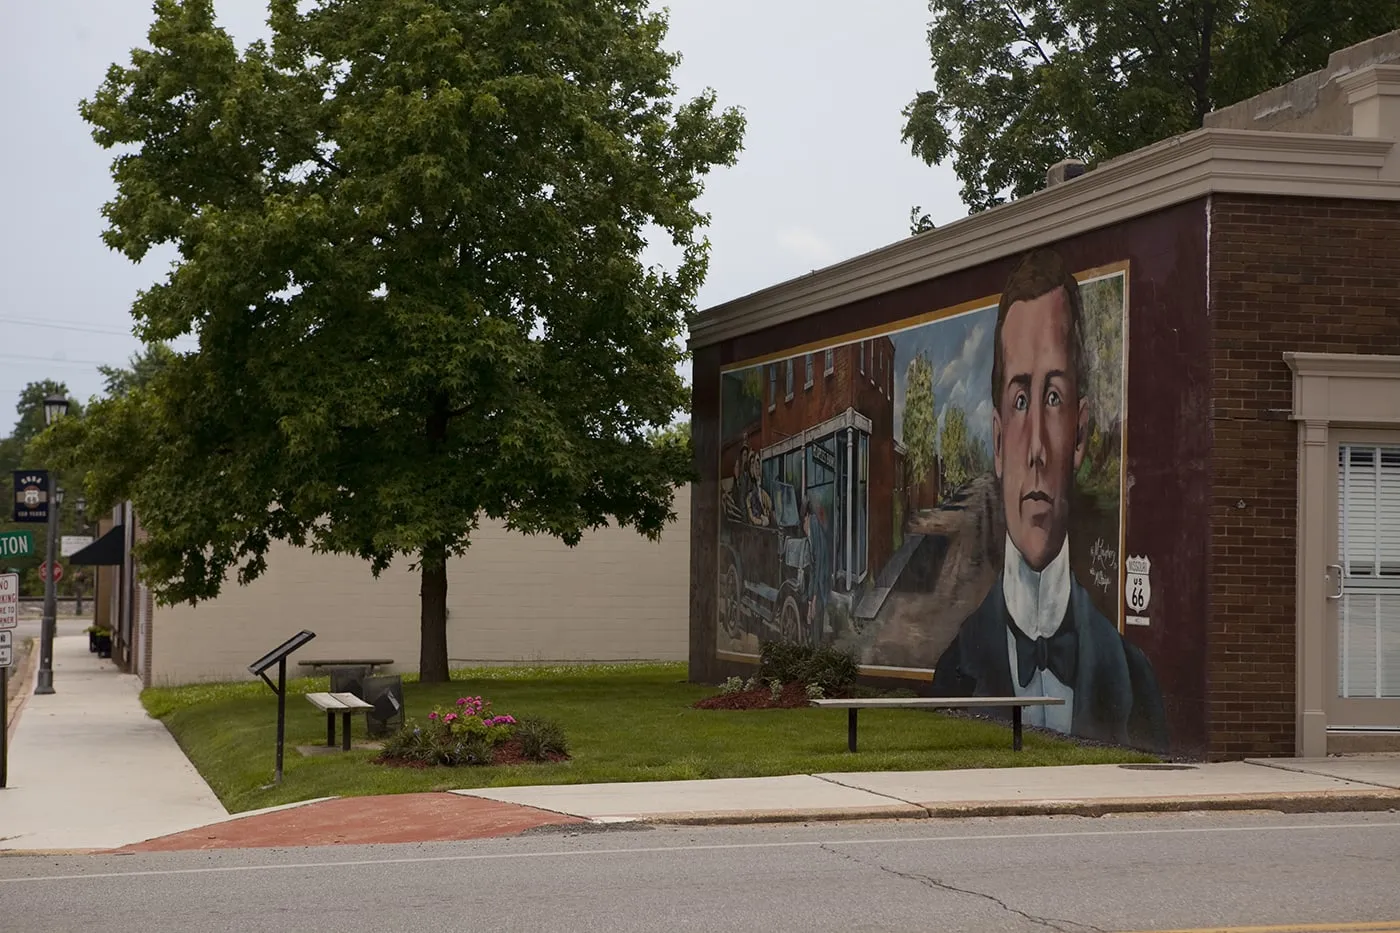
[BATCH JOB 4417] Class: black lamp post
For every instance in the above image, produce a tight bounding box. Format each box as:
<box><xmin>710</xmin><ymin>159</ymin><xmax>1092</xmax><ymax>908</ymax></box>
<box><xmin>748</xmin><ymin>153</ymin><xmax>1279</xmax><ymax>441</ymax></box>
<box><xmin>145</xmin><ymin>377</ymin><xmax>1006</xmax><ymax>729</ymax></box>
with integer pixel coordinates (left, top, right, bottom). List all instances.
<box><xmin>34</xmin><ymin>394</ymin><xmax>70</xmax><ymax>696</ymax></box>
<box><xmin>74</xmin><ymin>494</ymin><xmax>87</xmax><ymax>617</ymax></box>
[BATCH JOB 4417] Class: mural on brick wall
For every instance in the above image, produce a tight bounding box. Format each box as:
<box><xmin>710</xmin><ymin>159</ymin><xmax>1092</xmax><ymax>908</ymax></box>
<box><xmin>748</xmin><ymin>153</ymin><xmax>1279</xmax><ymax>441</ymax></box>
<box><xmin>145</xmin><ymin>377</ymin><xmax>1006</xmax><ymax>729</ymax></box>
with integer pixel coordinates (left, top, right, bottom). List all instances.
<box><xmin>717</xmin><ymin>249</ymin><xmax>1169</xmax><ymax>751</ymax></box>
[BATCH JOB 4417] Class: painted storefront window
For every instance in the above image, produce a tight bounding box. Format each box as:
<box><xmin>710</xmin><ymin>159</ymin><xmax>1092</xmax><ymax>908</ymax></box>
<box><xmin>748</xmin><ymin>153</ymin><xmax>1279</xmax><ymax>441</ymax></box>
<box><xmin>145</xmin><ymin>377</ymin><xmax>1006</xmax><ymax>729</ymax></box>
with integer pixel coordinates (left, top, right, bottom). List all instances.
<box><xmin>716</xmin><ymin>249</ymin><xmax>1169</xmax><ymax>752</ymax></box>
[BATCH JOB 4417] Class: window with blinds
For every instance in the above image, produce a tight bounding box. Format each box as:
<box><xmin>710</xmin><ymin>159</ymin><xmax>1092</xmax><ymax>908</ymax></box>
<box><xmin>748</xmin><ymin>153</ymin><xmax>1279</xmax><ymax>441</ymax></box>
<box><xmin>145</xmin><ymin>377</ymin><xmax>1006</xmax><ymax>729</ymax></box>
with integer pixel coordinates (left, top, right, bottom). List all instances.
<box><xmin>1337</xmin><ymin>445</ymin><xmax>1400</xmax><ymax>699</ymax></box>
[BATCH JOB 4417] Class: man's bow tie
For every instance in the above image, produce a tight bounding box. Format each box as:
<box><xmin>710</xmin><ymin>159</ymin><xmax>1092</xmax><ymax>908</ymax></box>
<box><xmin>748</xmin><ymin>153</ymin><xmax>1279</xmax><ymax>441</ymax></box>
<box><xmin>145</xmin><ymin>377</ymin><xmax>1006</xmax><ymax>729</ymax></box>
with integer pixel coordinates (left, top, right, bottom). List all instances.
<box><xmin>1011</xmin><ymin>624</ymin><xmax>1077</xmax><ymax>689</ymax></box>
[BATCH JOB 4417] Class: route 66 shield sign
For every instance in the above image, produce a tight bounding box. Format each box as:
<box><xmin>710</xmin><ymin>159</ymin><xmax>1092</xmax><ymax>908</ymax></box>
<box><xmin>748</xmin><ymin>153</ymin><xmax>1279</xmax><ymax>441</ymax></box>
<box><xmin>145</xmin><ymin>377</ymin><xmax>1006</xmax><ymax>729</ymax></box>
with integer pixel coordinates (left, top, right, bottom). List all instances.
<box><xmin>12</xmin><ymin>470</ymin><xmax>50</xmax><ymax>523</ymax></box>
<box><xmin>1125</xmin><ymin>555</ymin><xmax>1152</xmax><ymax>613</ymax></box>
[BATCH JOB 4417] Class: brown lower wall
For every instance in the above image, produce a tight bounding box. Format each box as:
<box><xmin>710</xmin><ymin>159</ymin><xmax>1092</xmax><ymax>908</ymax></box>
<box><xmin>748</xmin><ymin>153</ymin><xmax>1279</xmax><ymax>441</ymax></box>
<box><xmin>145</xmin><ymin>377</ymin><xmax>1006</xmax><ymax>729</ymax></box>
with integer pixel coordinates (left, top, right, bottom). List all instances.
<box><xmin>1208</xmin><ymin>194</ymin><xmax>1400</xmax><ymax>759</ymax></box>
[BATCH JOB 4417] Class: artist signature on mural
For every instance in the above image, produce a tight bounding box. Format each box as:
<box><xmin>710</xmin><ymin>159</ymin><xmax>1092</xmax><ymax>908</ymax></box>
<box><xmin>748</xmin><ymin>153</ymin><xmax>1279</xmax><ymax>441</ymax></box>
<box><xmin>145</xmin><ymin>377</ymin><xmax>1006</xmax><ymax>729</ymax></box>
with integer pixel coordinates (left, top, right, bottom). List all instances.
<box><xmin>1090</xmin><ymin>537</ymin><xmax>1118</xmax><ymax>593</ymax></box>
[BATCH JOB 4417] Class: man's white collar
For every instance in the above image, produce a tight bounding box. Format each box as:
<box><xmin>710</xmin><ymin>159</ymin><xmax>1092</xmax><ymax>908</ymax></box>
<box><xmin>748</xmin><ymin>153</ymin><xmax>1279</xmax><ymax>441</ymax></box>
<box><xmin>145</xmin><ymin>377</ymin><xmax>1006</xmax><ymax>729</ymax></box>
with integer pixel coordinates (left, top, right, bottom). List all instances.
<box><xmin>1002</xmin><ymin>533</ymin><xmax>1071</xmax><ymax>641</ymax></box>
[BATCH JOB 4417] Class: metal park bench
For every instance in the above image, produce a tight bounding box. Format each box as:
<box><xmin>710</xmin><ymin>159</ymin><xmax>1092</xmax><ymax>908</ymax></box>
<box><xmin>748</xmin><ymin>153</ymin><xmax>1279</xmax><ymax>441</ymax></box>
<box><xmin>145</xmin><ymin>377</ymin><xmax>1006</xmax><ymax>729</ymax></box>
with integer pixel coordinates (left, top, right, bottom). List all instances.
<box><xmin>305</xmin><ymin>691</ymin><xmax>374</xmax><ymax>751</ymax></box>
<box><xmin>810</xmin><ymin>696</ymin><xmax>1066</xmax><ymax>752</ymax></box>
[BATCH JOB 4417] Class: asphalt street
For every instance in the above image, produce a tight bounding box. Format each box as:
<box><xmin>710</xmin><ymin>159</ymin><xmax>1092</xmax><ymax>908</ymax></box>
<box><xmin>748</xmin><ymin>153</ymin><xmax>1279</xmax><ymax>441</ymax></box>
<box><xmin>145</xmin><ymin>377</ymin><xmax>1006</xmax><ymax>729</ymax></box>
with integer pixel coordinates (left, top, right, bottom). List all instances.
<box><xmin>1</xmin><ymin>811</ymin><xmax>1398</xmax><ymax>932</ymax></box>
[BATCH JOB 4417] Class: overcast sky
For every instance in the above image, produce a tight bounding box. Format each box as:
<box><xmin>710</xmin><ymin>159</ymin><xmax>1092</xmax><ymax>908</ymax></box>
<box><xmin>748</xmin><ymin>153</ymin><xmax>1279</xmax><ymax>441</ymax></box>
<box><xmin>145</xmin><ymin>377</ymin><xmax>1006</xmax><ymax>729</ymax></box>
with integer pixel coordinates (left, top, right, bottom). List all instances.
<box><xmin>0</xmin><ymin>0</ymin><xmax>966</xmax><ymax>431</ymax></box>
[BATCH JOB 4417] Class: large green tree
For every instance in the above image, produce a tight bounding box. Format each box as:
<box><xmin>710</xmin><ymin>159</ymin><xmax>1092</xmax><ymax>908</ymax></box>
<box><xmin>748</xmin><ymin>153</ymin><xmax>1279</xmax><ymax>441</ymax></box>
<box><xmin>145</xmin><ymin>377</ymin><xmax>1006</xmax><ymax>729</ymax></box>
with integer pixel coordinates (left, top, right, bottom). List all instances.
<box><xmin>98</xmin><ymin>343</ymin><xmax>179</xmax><ymax>398</ymax></box>
<box><xmin>903</xmin><ymin>0</ymin><xmax>1400</xmax><ymax>211</ymax></box>
<box><xmin>45</xmin><ymin>0</ymin><xmax>744</xmax><ymax>681</ymax></box>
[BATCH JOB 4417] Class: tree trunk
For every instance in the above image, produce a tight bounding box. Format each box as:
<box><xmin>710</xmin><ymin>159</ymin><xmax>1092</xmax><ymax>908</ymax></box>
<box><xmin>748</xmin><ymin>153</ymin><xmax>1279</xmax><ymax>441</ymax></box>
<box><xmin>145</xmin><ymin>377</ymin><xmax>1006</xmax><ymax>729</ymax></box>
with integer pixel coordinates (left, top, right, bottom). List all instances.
<box><xmin>419</xmin><ymin>394</ymin><xmax>453</xmax><ymax>683</ymax></box>
<box><xmin>419</xmin><ymin>542</ymin><xmax>450</xmax><ymax>683</ymax></box>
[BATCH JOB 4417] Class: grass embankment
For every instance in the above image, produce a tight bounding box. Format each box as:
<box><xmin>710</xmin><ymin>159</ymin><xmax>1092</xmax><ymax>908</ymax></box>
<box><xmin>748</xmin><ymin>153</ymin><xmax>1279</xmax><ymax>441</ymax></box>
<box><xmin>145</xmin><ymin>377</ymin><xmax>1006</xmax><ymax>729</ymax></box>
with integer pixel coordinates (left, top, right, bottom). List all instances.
<box><xmin>143</xmin><ymin>662</ymin><xmax>1155</xmax><ymax>813</ymax></box>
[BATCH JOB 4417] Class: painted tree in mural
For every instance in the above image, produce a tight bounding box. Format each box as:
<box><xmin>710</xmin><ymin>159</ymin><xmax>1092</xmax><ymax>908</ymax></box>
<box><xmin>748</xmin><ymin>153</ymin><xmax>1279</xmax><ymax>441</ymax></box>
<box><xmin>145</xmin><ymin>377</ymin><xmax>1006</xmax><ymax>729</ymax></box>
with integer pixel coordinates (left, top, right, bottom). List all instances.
<box><xmin>902</xmin><ymin>0</ymin><xmax>1400</xmax><ymax>210</ymax></box>
<box><xmin>939</xmin><ymin>404</ymin><xmax>976</xmax><ymax>490</ymax></box>
<box><xmin>39</xmin><ymin>0</ymin><xmax>745</xmax><ymax>682</ymax></box>
<box><xmin>1077</xmin><ymin>277</ymin><xmax>1126</xmax><ymax>486</ymax></box>
<box><xmin>902</xmin><ymin>352</ymin><xmax>939</xmax><ymax>503</ymax></box>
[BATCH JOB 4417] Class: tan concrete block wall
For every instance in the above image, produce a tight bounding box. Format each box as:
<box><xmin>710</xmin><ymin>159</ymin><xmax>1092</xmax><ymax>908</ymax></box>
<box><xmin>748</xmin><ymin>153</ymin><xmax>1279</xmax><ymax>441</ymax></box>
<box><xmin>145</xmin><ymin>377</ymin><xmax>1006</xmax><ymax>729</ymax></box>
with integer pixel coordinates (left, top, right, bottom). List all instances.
<box><xmin>150</xmin><ymin>485</ymin><xmax>691</xmax><ymax>685</ymax></box>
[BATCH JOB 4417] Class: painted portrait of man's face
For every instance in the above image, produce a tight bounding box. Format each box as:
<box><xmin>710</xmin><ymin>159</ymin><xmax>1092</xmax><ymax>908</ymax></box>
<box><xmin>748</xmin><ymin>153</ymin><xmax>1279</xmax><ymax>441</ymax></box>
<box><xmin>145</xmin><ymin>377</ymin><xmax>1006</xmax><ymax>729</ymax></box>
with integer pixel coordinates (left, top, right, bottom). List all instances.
<box><xmin>992</xmin><ymin>283</ymin><xmax>1089</xmax><ymax>572</ymax></box>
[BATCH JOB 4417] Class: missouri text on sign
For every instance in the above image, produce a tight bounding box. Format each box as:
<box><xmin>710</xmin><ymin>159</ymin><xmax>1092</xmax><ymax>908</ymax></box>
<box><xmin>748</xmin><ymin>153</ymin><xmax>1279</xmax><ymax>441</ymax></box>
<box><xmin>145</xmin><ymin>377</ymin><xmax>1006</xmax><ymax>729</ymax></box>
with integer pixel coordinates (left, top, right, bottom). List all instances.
<box><xmin>0</xmin><ymin>530</ymin><xmax>35</xmax><ymax>560</ymax></box>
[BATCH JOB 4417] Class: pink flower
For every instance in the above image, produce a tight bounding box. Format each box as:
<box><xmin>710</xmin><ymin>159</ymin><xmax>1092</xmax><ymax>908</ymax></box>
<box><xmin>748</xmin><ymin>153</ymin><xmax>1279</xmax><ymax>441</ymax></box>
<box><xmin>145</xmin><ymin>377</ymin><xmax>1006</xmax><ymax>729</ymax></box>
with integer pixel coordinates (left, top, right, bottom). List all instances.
<box><xmin>428</xmin><ymin>712</ymin><xmax>438</xmax><ymax>720</ymax></box>
<box><xmin>456</xmin><ymin>698</ymin><xmax>468</xmax><ymax>706</ymax></box>
<box><xmin>443</xmin><ymin>713</ymin><xmax>458</xmax><ymax>722</ymax></box>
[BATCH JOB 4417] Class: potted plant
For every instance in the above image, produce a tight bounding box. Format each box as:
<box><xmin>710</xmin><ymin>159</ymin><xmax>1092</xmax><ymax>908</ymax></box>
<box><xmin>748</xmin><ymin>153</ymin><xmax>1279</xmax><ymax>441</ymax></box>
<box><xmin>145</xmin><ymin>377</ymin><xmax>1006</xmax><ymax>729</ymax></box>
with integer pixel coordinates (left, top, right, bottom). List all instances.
<box><xmin>86</xmin><ymin>625</ymin><xmax>112</xmax><ymax>658</ymax></box>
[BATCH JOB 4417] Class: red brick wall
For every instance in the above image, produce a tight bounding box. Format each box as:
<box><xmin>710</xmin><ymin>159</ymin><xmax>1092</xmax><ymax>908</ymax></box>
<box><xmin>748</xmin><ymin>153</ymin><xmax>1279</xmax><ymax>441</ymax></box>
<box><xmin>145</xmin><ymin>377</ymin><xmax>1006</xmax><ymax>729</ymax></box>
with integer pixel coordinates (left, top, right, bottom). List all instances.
<box><xmin>1208</xmin><ymin>194</ymin><xmax>1400</xmax><ymax>759</ymax></box>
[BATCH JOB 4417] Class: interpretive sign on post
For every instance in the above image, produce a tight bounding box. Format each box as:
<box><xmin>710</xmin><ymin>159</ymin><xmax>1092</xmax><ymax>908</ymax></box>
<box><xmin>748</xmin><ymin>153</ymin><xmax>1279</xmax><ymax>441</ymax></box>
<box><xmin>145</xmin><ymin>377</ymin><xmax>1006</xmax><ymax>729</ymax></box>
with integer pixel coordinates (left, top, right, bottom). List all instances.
<box><xmin>59</xmin><ymin>536</ymin><xmax>91</xmax><ymax>558</ymax></box>
<box><xmin>0</xmin><ymin>530</ymin><xmax>34</xmax><ymax>560</ymax></box>
<box><xmin>249</xmin><ymin>630</ymin><xmax>318</xmax><ymax>786</ymax></box>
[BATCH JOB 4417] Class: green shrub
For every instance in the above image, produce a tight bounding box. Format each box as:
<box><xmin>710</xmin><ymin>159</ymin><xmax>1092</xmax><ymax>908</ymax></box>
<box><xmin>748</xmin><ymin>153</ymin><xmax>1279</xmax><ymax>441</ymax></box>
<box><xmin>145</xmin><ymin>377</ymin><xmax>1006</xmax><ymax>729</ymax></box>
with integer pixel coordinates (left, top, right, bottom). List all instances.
<box><xmin>514</xmin><ymin>716</ymin><xmax>569</xmax><ymax>760</ymax></box>
<box><xmin>718</xmin><ymin>676</ymin><xmax>746</xmax><ymax>695</ymax></box>
<box><xmin>803</xmin><ymin>644</ymin><xmax>859</xmax><ymax>695</ymax></box>
<box><xmin>758</xmin><ymin>640</ymin><xmax>859</xmax><ymax>695</ymax></box>
<box><xmin>758</xmin><ymin>640</ymin><xmax>810</xmax><ymax>684</ymax></box>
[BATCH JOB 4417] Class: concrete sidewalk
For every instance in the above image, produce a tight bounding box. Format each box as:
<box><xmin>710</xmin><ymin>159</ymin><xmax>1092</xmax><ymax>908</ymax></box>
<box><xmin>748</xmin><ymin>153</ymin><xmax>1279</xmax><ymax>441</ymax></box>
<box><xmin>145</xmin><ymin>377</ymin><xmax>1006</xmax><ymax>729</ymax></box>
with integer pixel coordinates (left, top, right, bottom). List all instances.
<box><xmin>0</xmin><ymin>632</ymin><xmax>228</xmax><ymax>851</ymax></box>
<box><xmin>458</xmin><ymin>757</ymin><xmax>1400</xmax><ymax>824</ymax></box>
<box><xmin>109</xmin><ymin>755</ymin><xmax>1400</xmax><ymax>853</ymax></box>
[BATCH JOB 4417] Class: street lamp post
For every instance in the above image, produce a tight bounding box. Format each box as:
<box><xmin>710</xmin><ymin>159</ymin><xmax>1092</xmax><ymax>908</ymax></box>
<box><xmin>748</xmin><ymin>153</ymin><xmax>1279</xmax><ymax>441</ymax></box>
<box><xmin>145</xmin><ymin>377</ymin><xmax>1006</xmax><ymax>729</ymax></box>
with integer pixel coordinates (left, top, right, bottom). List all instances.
<box><xmin>74</xmin><ymin>495</ymin><xmax>87</xmax><ymax>617</ymax></box>
<box><xmin>34</xmin><ymin>394</ymin><xmax>70</xmax><ymax>696</ymax></box>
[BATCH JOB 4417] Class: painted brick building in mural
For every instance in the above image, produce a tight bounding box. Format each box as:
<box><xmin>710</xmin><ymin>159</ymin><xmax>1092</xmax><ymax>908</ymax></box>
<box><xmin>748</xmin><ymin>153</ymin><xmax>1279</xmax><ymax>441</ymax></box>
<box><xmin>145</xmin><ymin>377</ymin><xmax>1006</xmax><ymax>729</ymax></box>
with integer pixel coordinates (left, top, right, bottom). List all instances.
<box><xmin>718</xmin><ymin>338</ymin><xmax>900</xmax><ymax>655</ymax></box>
<box><xmin>691</xmin><ymin>31</ymin><xmax>1400</xmax><ymax>760</ymax></box>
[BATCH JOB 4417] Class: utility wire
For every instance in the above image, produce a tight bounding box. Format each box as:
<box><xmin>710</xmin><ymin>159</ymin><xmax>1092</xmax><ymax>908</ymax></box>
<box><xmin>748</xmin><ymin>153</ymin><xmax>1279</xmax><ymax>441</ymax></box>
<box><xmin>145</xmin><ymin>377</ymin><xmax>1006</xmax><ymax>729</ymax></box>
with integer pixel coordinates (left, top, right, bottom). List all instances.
<box><xmin>0</xmin><ymin>353</ymin><xmax>115</xmax><ymax>368</ymax></box>
<box><xmin>0</xmin><ymin>316</ymin><xmax>198</xmax><ymax>342</ymax></box>
<box><xmin>0</xmin><ymin>316</ymin><xmax>135</xmax><ymax>337</ymax></box>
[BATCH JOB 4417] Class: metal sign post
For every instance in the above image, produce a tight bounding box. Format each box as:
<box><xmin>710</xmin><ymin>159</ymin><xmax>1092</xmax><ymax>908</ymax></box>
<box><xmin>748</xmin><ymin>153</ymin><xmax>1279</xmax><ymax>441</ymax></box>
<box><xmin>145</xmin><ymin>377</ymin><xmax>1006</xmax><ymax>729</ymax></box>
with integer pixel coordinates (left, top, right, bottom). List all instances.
<box><xmin>0</xmin><ymin>571</ymin><xmax>18</xmax><ymax>789</ymax></box>
<box><xmin>248</xmin><ymin>630</ymin><xmax>317</xmax><ymax>785</ymax></box>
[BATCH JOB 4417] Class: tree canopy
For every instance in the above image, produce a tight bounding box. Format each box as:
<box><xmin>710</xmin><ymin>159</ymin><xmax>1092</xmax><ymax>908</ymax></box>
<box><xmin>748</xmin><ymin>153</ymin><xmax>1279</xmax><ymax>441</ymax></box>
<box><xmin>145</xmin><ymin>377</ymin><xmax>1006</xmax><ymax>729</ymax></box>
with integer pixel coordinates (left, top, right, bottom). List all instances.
<box><xmin>43</xmin><ymin>0</ymin><xmax>744</xmax><ymax>680</ymax></box>
<box><xmin>98</xmin><ymin>343</ymin><xmax>179</xmax><ymax>399</ymax></box>
<box><xmin>902</xmin><ymin>0</ymin><xmax>1400</xmax><ymax>211</ymax></box>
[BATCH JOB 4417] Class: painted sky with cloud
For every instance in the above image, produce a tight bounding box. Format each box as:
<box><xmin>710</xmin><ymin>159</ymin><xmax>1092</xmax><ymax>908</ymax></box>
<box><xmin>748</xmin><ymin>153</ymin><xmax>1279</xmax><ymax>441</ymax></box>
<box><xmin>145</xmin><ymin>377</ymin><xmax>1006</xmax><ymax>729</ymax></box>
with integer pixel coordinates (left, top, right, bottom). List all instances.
<box><xmin>890</xmin><ymin>306</ymin><xmax>998</xmax><ymax>459</ymax></box>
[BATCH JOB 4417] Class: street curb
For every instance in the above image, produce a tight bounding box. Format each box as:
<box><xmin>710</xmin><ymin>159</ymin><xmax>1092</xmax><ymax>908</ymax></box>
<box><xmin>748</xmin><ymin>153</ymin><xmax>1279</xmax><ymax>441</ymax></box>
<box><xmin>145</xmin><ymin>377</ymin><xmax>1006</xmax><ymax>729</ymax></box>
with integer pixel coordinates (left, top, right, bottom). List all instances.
<box><xmin>633</xmin><ymin>804</ymin><xmax>928</xmax><ymax>826</ymax></box>
<box><xmin>635</xmin><ymin>790</ymin><xmax>1400</xmax><ymax>826</ymax></box>
<box><xmin>5</xmin><ymin>637</ymin><xmax>39</xmax><ymax>742</ymax></box>
<box><xmin>0</xmin><ymin>847</ymin><xmax>107</xmax><ymax>857</ymax></box>
<box><xmin>202</xmin><ymin>797</ymin><xmax>342</xmax><ymax>825</ymax></box>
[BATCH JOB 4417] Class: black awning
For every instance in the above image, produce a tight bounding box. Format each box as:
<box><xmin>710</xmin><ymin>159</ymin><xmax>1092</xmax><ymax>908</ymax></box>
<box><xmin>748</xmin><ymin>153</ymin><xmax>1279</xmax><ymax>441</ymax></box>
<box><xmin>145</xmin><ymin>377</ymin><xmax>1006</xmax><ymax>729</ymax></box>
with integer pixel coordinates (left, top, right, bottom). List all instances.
<box><xmin>70</xmin><ymin>524</ymin><xmax>126</xmax><ymax>566</ymax></box>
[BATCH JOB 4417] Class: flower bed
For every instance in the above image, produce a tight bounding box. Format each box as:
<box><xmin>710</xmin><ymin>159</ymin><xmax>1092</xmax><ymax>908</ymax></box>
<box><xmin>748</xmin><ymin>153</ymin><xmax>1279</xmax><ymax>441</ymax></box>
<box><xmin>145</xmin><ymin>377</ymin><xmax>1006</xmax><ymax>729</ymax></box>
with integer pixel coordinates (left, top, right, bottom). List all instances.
<box><xmin>693</xmin><ymin>641</ymin><xmax>862</xmax><ymax>711</ymax></box>
<box><xmin>692</xmin><ymin>681</ymin><xmax>813</xmax><ymax>710</ymax></box>
<box><xmin>375</xmin><ymin>695</ymin><xmax>570</xmax><ymax>768</ymax></box>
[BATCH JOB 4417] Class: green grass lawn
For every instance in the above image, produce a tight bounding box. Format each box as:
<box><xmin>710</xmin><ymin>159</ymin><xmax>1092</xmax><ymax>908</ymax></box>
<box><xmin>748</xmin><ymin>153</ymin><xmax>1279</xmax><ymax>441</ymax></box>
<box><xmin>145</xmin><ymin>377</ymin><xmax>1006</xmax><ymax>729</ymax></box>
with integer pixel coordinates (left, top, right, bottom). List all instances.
<box><xmin>143</xmin><ymin>662</ymin><xmax>1156</xmax><ymax>813</ymax></box>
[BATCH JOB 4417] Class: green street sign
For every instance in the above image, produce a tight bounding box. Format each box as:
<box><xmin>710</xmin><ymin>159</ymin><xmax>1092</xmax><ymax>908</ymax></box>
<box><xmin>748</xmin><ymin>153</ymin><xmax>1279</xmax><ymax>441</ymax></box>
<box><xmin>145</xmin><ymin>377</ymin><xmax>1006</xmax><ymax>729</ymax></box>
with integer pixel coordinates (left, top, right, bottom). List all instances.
<box><xmin>0</xmin><ymin>530</ymin><xmax>35</xmax><ymax>560</ymax></box>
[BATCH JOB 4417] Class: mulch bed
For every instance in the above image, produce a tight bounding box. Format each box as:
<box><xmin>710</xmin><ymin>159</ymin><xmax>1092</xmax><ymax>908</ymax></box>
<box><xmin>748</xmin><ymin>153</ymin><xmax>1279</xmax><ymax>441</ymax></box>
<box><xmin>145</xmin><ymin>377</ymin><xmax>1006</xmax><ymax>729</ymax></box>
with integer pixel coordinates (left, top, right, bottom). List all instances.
<box><xmin>492</xmin><ymin>738</ymin><xmax>570</xmax><ymax>766</ymax></box>
<box><xmin>375</xmin><ymin>738</ymin><xmax>571</xmax><ymax>768</ymax></box>
<box><xmin>692</xmin><ymin>682</ymin><xmax>815</xmax><ymax>710</ymax></box>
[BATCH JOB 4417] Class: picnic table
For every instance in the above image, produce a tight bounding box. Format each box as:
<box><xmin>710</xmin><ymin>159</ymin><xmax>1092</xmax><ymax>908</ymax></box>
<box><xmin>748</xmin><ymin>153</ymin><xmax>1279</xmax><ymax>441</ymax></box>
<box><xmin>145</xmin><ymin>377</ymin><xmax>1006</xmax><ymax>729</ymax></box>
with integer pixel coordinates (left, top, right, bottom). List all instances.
<box><xmin>296</xmin><ymin>658</ymin><xmax>395</xmax><ymax>675</ymax></box>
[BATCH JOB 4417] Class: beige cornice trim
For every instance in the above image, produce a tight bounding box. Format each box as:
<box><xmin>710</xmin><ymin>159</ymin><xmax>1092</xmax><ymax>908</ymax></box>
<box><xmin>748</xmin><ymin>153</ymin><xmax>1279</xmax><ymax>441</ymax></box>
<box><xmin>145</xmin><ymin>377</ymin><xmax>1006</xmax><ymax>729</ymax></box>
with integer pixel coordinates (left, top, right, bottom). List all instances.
<box><xmin>1284</xmin><ymin>351</ymin><xmax>1400</xmax><ymax>379</ymax></box>
<box><xmin>691</xmin><ymin>129</ymin><xmax>1397</xmax><ymax>349</ymax></box>
<box><xmin>1339</xmin><ymin>64</ymin><xmax>1400</xmax><ymax>102</ymax></box>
